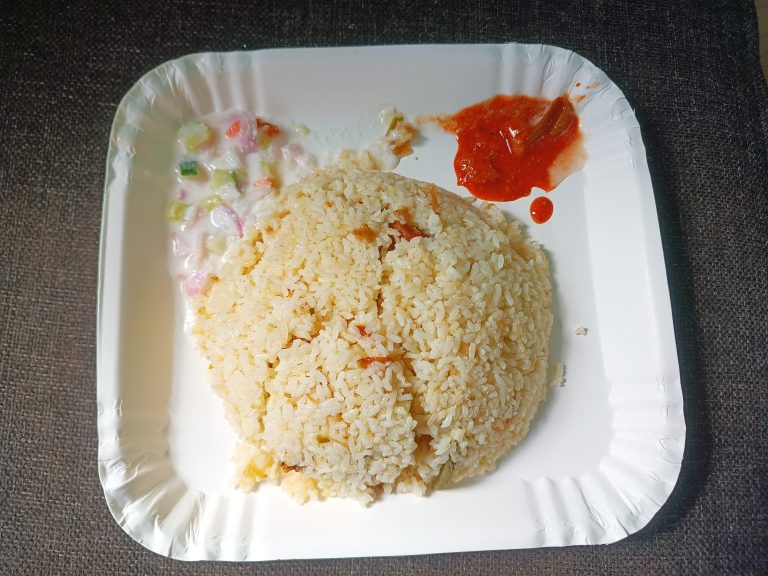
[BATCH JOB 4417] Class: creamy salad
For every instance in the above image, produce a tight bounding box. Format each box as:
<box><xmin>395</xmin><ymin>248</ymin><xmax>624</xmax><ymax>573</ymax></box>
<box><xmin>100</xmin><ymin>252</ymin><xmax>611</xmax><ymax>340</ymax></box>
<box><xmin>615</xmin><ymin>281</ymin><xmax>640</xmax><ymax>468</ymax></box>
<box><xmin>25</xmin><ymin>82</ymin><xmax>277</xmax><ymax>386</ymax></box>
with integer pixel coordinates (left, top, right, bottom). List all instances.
<box><xmin>167</xmin><ymin>109</ymin><xmax>415</xmax><ymax>304</ymax></box>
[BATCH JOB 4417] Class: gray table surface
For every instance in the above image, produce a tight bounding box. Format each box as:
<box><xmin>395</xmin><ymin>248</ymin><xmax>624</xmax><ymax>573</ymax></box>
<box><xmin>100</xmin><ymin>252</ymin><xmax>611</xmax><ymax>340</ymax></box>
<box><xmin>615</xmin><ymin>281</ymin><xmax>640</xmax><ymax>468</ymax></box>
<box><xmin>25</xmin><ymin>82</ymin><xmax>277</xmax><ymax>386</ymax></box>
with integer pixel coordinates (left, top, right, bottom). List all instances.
<box><xmin>2</xmin><ymin>0</ymin><xmax>766</xmax><ymax>574</ymax></box>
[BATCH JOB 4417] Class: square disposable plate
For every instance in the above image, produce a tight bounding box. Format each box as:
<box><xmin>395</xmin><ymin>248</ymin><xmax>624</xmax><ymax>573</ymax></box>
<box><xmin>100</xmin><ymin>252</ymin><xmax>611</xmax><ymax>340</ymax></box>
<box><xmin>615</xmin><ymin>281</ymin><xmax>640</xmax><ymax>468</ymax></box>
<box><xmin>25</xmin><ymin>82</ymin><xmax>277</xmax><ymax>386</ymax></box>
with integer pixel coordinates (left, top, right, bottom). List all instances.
<box><xmin>98</xmin><ymin>44</ymin><xmax>684</xmax><ymax>560</ymax></box>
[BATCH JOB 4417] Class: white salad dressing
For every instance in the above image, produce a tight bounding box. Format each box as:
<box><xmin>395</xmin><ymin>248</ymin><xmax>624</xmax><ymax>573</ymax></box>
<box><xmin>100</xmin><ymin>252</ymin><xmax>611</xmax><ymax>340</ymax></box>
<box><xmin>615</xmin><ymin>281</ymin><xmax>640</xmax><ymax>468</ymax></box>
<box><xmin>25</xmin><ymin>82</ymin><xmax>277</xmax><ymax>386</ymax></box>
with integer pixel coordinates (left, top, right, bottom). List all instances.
<box><xmin>167</xmin><ymin>109</ymin><xmax>416</xmax><ymax>315</ymax></box>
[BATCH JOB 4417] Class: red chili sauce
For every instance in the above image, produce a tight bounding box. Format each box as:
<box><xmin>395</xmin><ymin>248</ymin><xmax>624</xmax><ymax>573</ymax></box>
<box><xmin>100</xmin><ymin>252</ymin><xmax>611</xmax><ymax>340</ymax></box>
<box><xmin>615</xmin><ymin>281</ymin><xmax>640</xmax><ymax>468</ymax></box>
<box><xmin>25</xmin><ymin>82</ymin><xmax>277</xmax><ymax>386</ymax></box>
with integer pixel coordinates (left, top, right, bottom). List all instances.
<box><xmin>530</xmin><ymin>196</ymin><xmax>554</xmax><ymax>224</ymax></box>
<box><xmin>438</xmin><ymin>94</ymin><xmax>582</xmax><ymax>223</ymax></box>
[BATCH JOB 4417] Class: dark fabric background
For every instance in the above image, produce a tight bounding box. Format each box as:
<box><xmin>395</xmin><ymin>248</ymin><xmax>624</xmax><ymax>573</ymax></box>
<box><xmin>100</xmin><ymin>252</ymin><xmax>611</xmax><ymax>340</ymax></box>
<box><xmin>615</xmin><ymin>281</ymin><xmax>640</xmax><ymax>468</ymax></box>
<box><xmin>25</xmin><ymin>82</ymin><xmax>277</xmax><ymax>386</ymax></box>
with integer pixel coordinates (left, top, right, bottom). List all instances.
<box><xmin>1</xmin><ymin>0</ymin><xmax>766</xmax><ymax>574</ymax></box>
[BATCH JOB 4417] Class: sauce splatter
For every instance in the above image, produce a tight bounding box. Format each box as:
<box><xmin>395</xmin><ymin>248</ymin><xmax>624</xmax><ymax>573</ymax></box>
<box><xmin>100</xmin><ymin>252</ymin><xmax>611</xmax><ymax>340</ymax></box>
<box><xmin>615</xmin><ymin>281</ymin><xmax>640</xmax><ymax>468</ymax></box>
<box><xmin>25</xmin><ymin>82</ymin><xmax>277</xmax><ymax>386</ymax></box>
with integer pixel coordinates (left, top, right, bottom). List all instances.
<box><xmin>530</xmin><ymin>196</ymin><xmax>554</xmax><ymax>224</ymax></box>
<box><xmin>358</xmin><ymin>356</ymin><xmax>394</xmax><ymax>368</ymax></box>
<box><xmin>353</xmin><ymin>224</ymin><xmax>377</xmax><ymax>242</ymax></box>
<box><xmin>435</xmin><ymin>94</ymin><xmax>584</xmax><ymax>220</ymax></box>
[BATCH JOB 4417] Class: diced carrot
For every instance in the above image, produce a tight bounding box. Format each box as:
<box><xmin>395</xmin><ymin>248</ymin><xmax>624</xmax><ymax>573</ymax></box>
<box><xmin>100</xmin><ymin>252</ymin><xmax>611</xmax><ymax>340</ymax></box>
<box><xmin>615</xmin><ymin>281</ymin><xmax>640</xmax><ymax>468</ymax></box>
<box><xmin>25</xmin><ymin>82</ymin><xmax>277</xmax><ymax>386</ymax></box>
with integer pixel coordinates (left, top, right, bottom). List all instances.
<box><xmin>358</xmin><ymin>356</ymin><xmax>393</xmax><ymax>368</ymax></box>
<box><xmin>253</xmin><ymin>177</ymin><xmax>274</xmax><ymax>188</ymax></box>
<box><xmin>226</xmin><ymin>119</ymin><xmax>241</xmax><ymax>138</ymax></box>
<box><xmin>356</xmin><ymin>325</ymin><xmax>371</xmax><ymax>337</ymax></box>
<box><xmin>256</xmin><ymin>118</ymin><xmax>281</xmax><ymax>137</ymax></box>
<box><xmin>390</xmin><ymin>221</ymin><xmax>428</xmax><ymax>241</ymax></box>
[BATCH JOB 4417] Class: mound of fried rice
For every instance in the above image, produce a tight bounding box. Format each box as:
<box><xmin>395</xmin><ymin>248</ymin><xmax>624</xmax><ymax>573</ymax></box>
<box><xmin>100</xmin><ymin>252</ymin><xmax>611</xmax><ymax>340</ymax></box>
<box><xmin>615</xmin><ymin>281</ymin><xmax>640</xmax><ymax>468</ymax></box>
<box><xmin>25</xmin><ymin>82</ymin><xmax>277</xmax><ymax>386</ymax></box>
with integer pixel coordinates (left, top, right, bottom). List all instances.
<box><xmin>191</xmin><ymin>168</ymin><xmax>552</xmax><ymax>503</ymax></box>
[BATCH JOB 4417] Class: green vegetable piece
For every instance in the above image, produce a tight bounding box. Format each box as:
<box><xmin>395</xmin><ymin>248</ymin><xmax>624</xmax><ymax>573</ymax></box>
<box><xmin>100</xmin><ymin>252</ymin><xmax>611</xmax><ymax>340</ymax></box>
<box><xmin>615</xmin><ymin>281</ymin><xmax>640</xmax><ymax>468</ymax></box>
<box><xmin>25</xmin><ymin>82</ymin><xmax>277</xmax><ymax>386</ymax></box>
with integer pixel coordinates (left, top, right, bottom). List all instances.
<box><xmin>211</xmin><ymin>169</ymin><xmax>238</xmax><ymax>189</ymax></box>
<box><xmin>257</xmin><ymin>134</ymin><xmax>272</xmax><ymax>150</ymax></box>
<box><xmin>205</xmin><ymin>233</ymin><xmax>227</xmax><ymax>255</ymax></box>
<box><xmin>432</xmin><ymin>458</ymin><xmax>454</xmax><ymax>490</ymax></box>
<box><xmin>178</xmin><ymin>122</ymin><xmax>212</xmax><ymax>153</ymax></box>
<box><xmin>179</xmin><ymin>159</ymin><xmax>199</xmax><ymax>177</ymax></box>
<box><xmin>202</xmin><ymin>195</ymin><xmax>222</xmax><ymax>211</ymax></box>
<box><xmin>166</xmin><ymin>202</ymin><xmax>188</xmax><ymax>222</ymax></box>
<box><xmin>259</xmin><ymin>160</ymin><xmax>276</xmax><ymax>180</ymax></box>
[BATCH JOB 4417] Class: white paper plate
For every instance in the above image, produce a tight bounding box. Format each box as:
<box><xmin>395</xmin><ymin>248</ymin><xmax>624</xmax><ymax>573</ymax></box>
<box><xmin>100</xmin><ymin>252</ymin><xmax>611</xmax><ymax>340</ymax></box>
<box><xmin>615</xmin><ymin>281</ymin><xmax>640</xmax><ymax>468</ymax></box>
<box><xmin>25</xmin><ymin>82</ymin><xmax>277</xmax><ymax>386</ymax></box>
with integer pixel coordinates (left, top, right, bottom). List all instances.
<box><xmin>98</xmin><ymin>44</ymin><xmax>684</xmax><ymax>561</ymax></box>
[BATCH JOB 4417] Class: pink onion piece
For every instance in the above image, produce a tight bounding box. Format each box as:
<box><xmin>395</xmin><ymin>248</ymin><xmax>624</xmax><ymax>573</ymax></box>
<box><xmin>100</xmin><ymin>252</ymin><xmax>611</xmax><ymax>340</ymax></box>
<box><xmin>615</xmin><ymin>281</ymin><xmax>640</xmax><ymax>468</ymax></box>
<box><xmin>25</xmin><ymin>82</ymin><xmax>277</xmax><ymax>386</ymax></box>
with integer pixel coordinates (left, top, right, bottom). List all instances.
<box><xmin>230</xmin><ymin>113</ymin><xmax>257</xmax><ymax>155</ymax></box>
<box><xmin>180</xmin><ymin>204</ymin><xmax>200</xmax><ymax>229</ymax></box>
<box><xmin>210</xmin><ymin>204</ymin><xmax>243</xmax><ymax>237</ymax></box>
<box><xmin>171</xmin><ymin>233</ymin><xmax>191</xmax><ymax>258</ymax></box>
<box><xmin>177</xmin><ymin>188</ymin><xmax>189</xmax><ymax>201</ymax></box>
<box><xmin>184</xmin><ymin>272</ymin><xmax>209</xmax><ymax>298</ymax></box>
<box><xmin>282</xmin><ymin>142</ymin><xmax>303</xmax><ymax>159</ymax></box>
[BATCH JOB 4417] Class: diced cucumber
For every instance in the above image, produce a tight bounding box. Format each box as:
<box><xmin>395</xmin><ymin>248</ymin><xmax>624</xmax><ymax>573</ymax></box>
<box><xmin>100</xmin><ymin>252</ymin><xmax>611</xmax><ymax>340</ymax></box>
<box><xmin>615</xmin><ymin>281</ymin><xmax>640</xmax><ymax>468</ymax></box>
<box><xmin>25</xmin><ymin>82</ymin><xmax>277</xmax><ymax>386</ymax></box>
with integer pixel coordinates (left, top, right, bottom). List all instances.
<box><xmin>202</xmin><ymin>195</ymin><xmax>222</xmax><ymax>211</ymax></box>
<box><xmin>178</xmin><ymin>122</ymin><xmax>212</xmax><ymax>153</ymax></box>
<box><xmin>257</xmin><ymin>134</ymin><xmax>272</xmax><ymax>150</ymax></box>
<box><xmin>259</xmin><ymin>160</ymin><xmax>276</xmax><ymax>180</ymax></box>
<box><xmin>205</xmin><ymin>233</ymin><xmax>227</xmax><ymax>255</ymax></box>
<box><xmin>179</xmin><ymin>159</ymin><xmax>199</xmax><ymax>177</ymax></box>
<box><xmin>166</xmin><ymin>202</ymin><xmax>188</xmax><ymax>222</ymax></box>
<box><xmin>211</xmin><ymin>169</ymin><xmax>238</xmax><ymax>189</ymax></box>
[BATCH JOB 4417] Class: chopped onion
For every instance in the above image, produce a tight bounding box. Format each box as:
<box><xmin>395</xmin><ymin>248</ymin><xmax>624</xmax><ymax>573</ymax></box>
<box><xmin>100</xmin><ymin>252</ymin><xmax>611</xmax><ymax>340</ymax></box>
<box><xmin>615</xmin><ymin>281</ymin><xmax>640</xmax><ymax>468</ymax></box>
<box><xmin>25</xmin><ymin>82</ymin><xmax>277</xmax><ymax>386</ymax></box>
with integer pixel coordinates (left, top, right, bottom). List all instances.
<box><xmin>184</xmin><ymin>272</ymin><xmax>209</xmax><ymax>298</ymax></box>
<box><xmin>217</xmin><ymin>183</ymin><xmax>240</xmax><ymax>204</ymax></box>
<box><xmin>212</xmin><ymin>147</ymin><xmax>243</xmax><ymax>171</ymax></box>
<box><xmin>171</xmin><ymin>233</ymin><xmax>191</xmax><ymax>258</ymax></box>
<box><xmin>186</xmin><ymin>231</ymin><xmax>208</xmax><ymax>269</ymax></box>
<box><xmin>180</xmin><ymin>205</ymin><xmax>200</xmax><ymax>230</ymax></box>
<box><xmin>211</xmin><ymin>204</ymin><xmax>243</xmax><ymax>237</ymax></box>
<box><xmin>235</xmin><ymin>114</ymin><xmax>257</xmax><ymax>155</ymax></box>
<box><xmin>282</xmin><ymin>142</ymin><xmax>304</xmax><ymax>160</ymax></box>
